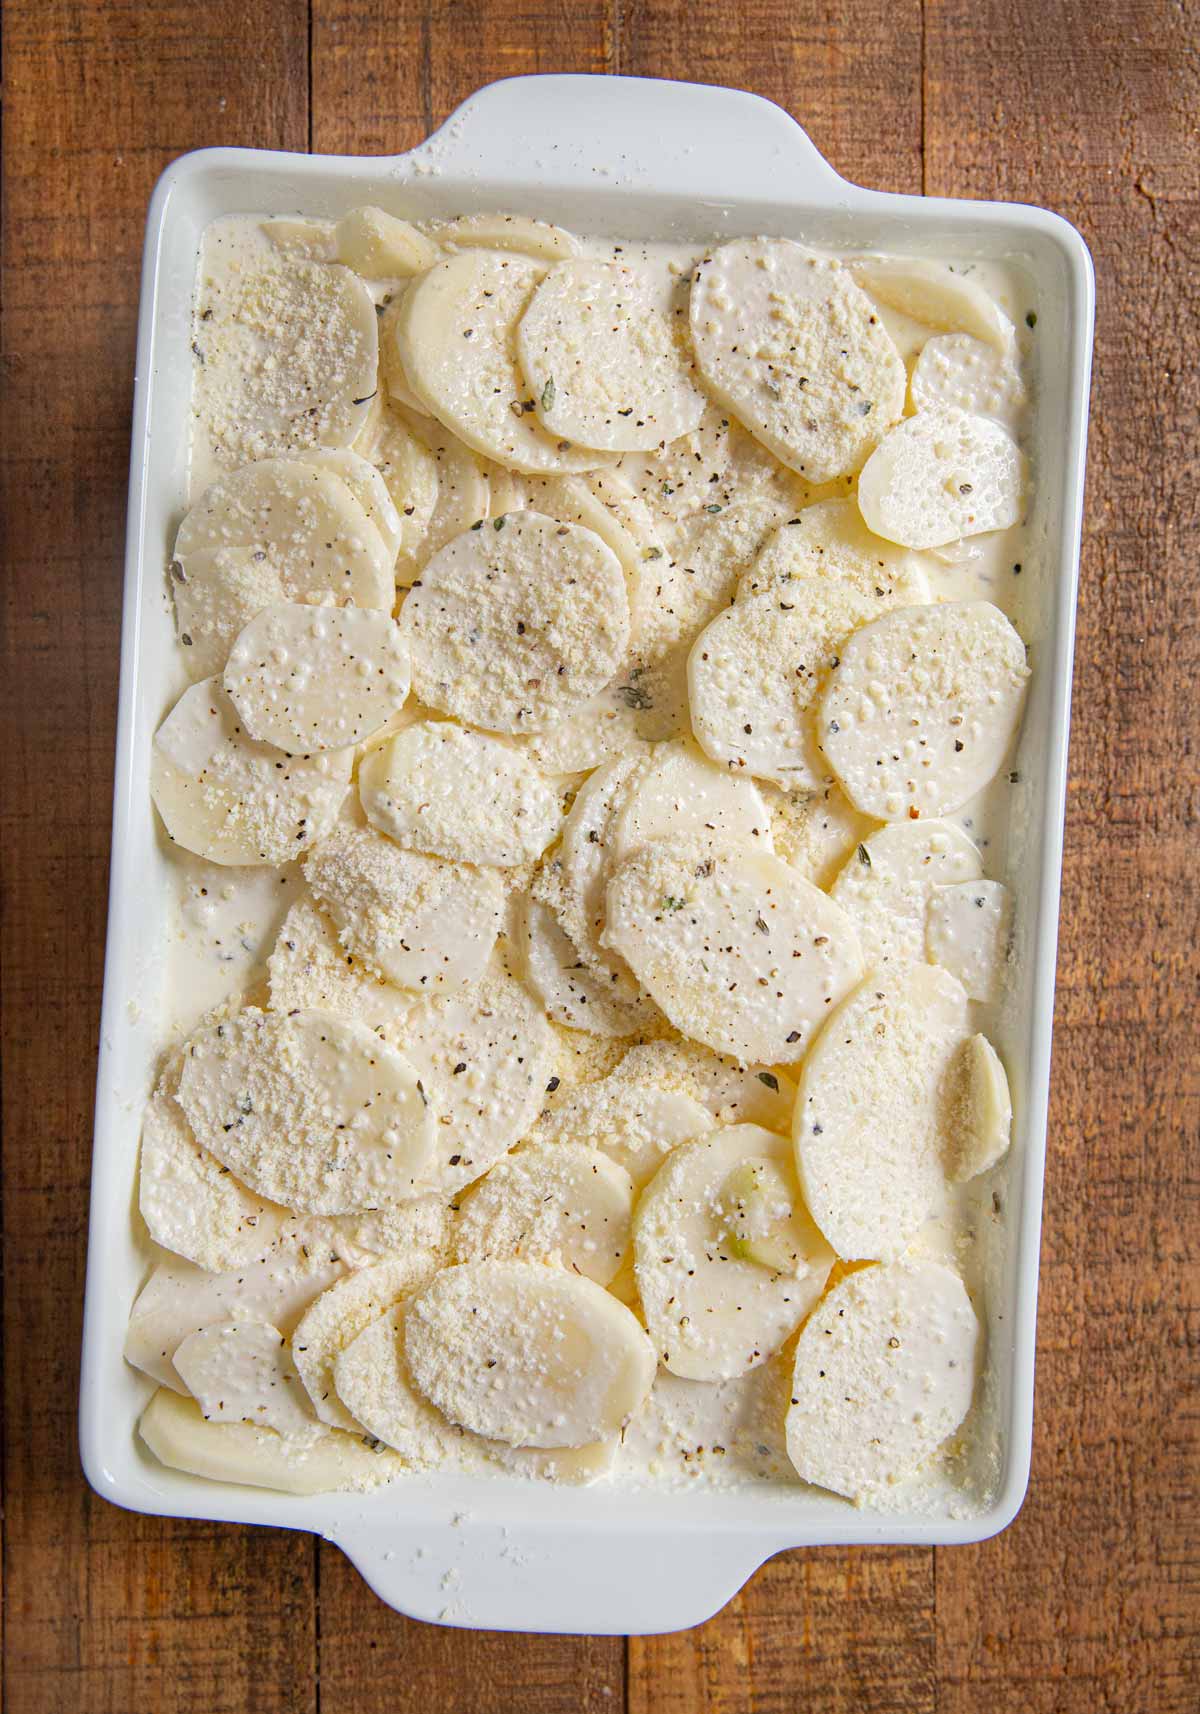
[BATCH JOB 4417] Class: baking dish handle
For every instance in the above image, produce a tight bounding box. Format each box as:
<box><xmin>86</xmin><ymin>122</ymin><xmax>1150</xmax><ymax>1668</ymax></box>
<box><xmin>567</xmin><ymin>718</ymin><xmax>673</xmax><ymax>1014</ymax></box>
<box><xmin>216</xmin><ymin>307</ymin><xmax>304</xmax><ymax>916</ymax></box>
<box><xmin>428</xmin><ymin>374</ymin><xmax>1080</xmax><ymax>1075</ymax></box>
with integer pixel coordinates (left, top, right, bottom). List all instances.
<box><xmin>333</xmin><ymin>1519</ymin><xmax>776</xmax><ymax>1635</ymax></box>
<box><xmin>402</xmin><ymin>73</ymin><xmax>848</xmax><ymax>203</ymax></box>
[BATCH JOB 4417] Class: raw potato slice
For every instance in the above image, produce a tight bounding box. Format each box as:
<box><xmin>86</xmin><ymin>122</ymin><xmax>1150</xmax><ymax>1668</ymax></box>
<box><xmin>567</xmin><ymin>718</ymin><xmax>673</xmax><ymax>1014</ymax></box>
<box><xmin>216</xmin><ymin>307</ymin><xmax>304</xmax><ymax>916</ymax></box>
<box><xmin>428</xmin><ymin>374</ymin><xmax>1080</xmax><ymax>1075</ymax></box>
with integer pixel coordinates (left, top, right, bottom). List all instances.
<box><xmin>738</xmin><ymin>499</ymin><xmax>932</xmax><ymax>607</ymax></box>
<box><xmin>910</xmin><ymin>333</ymin><xmax>1027</xmax><ymax>424</ymax></box>
<box><xmin>544</xmin><ymin>754</ymin><xmax>655</xmax><ymax>996</ymax></box>
<box><xmin>428</xmin><ymin>214</ymin><xmax>583</xmax><ymax>262</ymax></box>
<box><xmin>851</xmin><ymin>257</ymin><xmax>1015</xmax><ymax>352</ymax></box>
<box><xmin>617</xmin><ymin>401</ymin><xmax>805</xmax><ymax>551</ymax></box>
<box><xmin>926</xmin><ymin>878</ymin><xmax>1012</xmax><ymax>1002</ymax></box>
<box><xmin>333</xmin><ymin>1302</ymin><xmax>483</xmax><ymax>1469</ymax></box>
<box><xmin>688</xmin><ymin>580</ymin><xmax>880</xmax><ymax>789</ymax></box>
<box><xmin>522</xmin><ymin>654</ymin><xmax>687</xmax><ymax>776</ymax></box>
<box><xmin>124</xmin><ymin>1221</ymin><xmax>345</xmax><ymax>1391</ymax></box>
<box><xmin>404</xmin><ymin>1259</ymin><xmax>656</xmax><ymax>1448</ymax></box>
<box><xmin>334</xmin><ymin>206</ymin><xmax>441</xmax><ymax>278</ymax></box>
<box><xmin>604</xmin><ymin>838</ymin><xmax>864</xmax><ymax>1063</ymax></box>
<box><xmin>763</xmin><ymin>781</ymin><xmax>874</xmax><ymax>889</ymax></box>
<box><xmin>786</xmin><ymin>1261</ymin><xmax>981</xmax><ymax>1502</ymax></box>
<box><xmin>818</xmin><ymin>600</ymin><xmax>1029</xmax><ymax>820</ymax></box>
<box><xmin>192</xmin><ymin>259</ymin><xmax>379</xmax><ymax>471</ymax></box>
<box><xmin>395</xmin><ymin>250</ymin><xmax>614</xmax><ymax>473</ymax></box>
<box><xmin>328</xmin><ymin>1195</ymin><xmax>451</xmax><ymax>1271</ymax></box>
<box><xmin>634</xmin><ymin>1125</ymin><xmax>834</xmax><ymax>1379</ymax></box>
<box><xmin>292</xmin><ymin>1255</ymin><xmax>437</xmax><ymax>1430</ymax></box>
<box><xmin>391</xmin><ymin>405</ymin><xmax>491</xmax><ymax>571</ymax></box>
<box><xmin>400</xmin><ymin>511</ymin><xmax>630</xmax><ymax>734</ymax></box>
<box><xmin>529</xmin><ymin>472</ymin><xmax>661</xmax><ymax>626</ymax></box>
<box><xmin>174</xmin><ymin>1320</ymin><xmax>323</xmax><ymax>1444</ymax></box>
<box><xmin>139</xmin><ymin>1388</ymin><xmax>402</xmax><ymax>1494</ymax></box>
<box><xmin>298</xmin><ymin>448</ymin><xmax>405</xmax><ymax>562</ymax></box>
<box><xmin>172</xmin><ymin>458</ymin><xmax>395</xmax><ymax>674</ymax></box>
<box><xmin>223</xmin><ymin>603</ymin><xmax>411</xmax><ymax>752</ymax></box>
<box><xmin>359</xmin><ymin>720</ymin><xmax>561</xmax><ymax>865</ymax></box>
<box><xmin>857</xmin><ymin>408</ymin><xmax>1025</xmax><ymax>549</ymax></box>
<box><xmin>830</xmin><ymin>820</ymin><xmax>983</xmax><ymax>968</ymax></box>
<box><xmin>176</xmin><ymin>1007</ymin><xmax>435</xmax><ymax>1214</ymax></box>
<box><xmin>453</xmin><ymin>1141</ymin><xmax>634</xmax><ymax>1285</ymax></box>
<box><xmin>615</xmin><ymin>1039</ymin><xmax>797</xmax><ymax>1134</ymax></box>
<box><xmin>151</xmin><ymin>678</ymin><xmax>352</xmax><ymax>867</ymax></box>
<box><xmin>260</xmin><ymin>218</ymin><xmax>335</xmax><ymax>261</ymax></box>
<box><xmin>954</xmin><ymin>1033</ymin><xmax>1012</xmax><ymax>1180</ymax></box>
<box><xmin>139</xmin><ymin>1067</ymin><xmax>284</xmax><ymax>1272</ymax></box>
<box><xmin>485</xmin><ymin>466</ymin><xmax>528</xmax><ymax>517</ymax></box>
<box><xmin>354</xmin><ymin>401</ymin><xmax>440</xmax><ymax>575</ymax></box>
<box><xmin>608</xmin><ymin>741</ymin><xmax>774</xmax><ymax>865</ymax></box>
<box><xmin>304</xmin><ymin>823</ymin><xmax>503</xmax><ymax>991</ymax></box>
<box><xmin>267</xmin><ymin>898</ymin><xmax>414</xmax><ymax>1041</ymax></box>
<box><xmin>794</xmin><ymin>963</ymin><xmax>970</xmax><ymax>1260</ymax></box>
<box><xmin>399</xmin><ymin>966</ymin><xmax>557</xmax><ymax>1194</ymax></box>
<box><xmin>534</xmin><ymin>1078</ymin><xmax>714</xmax><ymax>1190</ymax></box>
<box><xmin>689</xmin><ymin>240</ymin><xmax>906</xmax><ymax>482</ymax></box>
<box><xmin>639</xmin><ymin>497</ymin><xmax>797</xmax><ymax>659</ymax></box>
<box><xmin>521</xmin><ymin>896</ymin><xmax>656</xmax><ymax>1038</ymax></box>
<box><xmin>518</xmin><ymin>259</ymin><xmax>706</xmax><ymax>452</ymax></box>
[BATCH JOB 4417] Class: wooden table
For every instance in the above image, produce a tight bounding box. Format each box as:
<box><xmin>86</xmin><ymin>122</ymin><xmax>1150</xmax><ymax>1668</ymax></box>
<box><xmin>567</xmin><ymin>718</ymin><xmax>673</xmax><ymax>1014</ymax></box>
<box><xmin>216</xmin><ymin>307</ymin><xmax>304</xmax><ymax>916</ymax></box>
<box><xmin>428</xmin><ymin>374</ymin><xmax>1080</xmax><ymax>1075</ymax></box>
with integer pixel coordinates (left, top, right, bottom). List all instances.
<box><xmin>3</xmin><ymin>2</ymin><xmax>1196</xmax><ymax>1708</ymax></box>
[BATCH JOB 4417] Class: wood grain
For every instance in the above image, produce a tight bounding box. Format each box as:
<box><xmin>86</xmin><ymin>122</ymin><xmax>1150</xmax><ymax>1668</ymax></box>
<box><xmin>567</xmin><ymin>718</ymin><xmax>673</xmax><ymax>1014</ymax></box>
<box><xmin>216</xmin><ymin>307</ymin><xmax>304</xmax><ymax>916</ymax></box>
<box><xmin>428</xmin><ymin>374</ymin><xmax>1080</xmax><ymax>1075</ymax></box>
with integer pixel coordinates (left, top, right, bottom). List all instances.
<box><xmin>1</xmin><ymin>2</ymin><xmax>1196</xmax><ymax>1710</ymax></box>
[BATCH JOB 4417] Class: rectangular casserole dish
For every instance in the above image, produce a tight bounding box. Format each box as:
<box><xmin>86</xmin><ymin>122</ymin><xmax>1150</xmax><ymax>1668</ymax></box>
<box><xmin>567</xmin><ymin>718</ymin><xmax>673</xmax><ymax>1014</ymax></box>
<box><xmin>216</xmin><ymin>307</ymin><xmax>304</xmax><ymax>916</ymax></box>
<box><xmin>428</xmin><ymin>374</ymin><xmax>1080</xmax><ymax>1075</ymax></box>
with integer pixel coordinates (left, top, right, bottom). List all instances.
<box><xmin>80</xmin><ymin>72</ymin><xmax>1094</xmax><ymax>1636</ymax></box>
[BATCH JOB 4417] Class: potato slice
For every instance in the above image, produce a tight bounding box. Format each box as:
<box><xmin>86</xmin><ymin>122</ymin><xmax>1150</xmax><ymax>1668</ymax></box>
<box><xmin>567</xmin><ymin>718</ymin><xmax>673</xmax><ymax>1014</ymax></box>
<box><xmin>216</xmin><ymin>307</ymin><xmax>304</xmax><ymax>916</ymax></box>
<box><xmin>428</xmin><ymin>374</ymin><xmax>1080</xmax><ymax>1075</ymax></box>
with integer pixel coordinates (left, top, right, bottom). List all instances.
<box><xmin>260</xmin><ymin>218</ymin><xmax>335</xmax><ymax>262</ymax></box>
<box><xmin>910</xmin><ymin>333</ymin><xmax>1027</xmax><ymax>425</ymax></box>
<box><xmin>176</xmin><ymin>1007</ymin><xmax>435</xmax><ymax>1214</ymax></box>
<box><xmin>353</xmin><ymin>400</ymin><xmax>441</xmax><ymax>580</ymax></box>
<box><xmin>292</xmin><ymin>1255</ymin><xmax>438</xmax><ymax>1430</ymax></box>
<box><xmin>851</xmin><ymin>257</ymin><xmax>1015</xmax><ymax>351</ymax></box>
<box><xmin>615</xmin><ymin>1039</ymin><xmax>797</xmax><ymax>1134</ymax></box>
<box><xmin>925</xmin><ymin>878</ymin><xmax>1012</xmax><ymax>1002</ymax></box>
<box><xmin>689</xmin><ymin>240</ymin><xmax>906</xmax><ymax>482</ymax></box>
<box><xmin>359</xmin><ymin>719</ymin><xmax>561</xmax><ymax>866</ymax></box>
<box><xmin>223</xmin><ymin>603</ymin><xmax>410</xmax><ymax>753</ymax></box>
<box><xmin>762</xmin><ymin>780</ymin><xmax>874</xmax><ymax>889</ymax></box>
<box><xmin>304</xmin><ymin>823</ymin><xmax>503</xmax><ymax>992</ymax></box>
<box><xmin>266</xmin><ymin>897</ymin><xmax>414</xmax><ymax>1041</ymax></box>
<box><xmin>608</xmin><ymin>740</ymin><xmax>774</xmax><ymax>865</ymax></box>
<box><xmin>327</xmin><ymin>1195</ymin><xmax>451</xmax><ymax>1271</ymax></box>
<box><xmin>334</xmin><ymin>206</ymin><xmax>441</xmax><ymax>278</ymax></box>
<box><xmin>551</xmin><ymin>752</ymin><xmax>648</xmax><ymax>990</ymax></box>
<box><xmin>297</xmin><ymin>448</ymin><xmax>405</xmax><ymax>562</ymax></box>
<box><xmin>151</xmin><ymin>678</ymin><xmax>352</xmax><ymax>867</ymax></box>
<box><xmin>400</xmin><ymin>511</ymin><xmax>630</xmax><ymax>734</ymax></box>
<box><xmin>518</xmin><ymin>259</ymin><xmax>706</xmax><ymax>452</ymax></box>
<box><xmin>333</xmin><ymin>1302</ymin><xmax>483</xmax><ymax>1469</ymax></box>
<box><xmin>139</xmin><ymin>1388</ymin><xmax>402</xmax><ymax>1494</ymax></box>
<box><xmin>427</xmin><ymin>214</ymin><xmax>582</xmax><ymax>262</ymax></box>
<box><xmin>191</xmin><ymin>259</ymin><xmax>378</xmax><ymax>471</ymax></box>
<box><xmin>830</xmin><ymin>819</ymin><xmax>983</xmax><ymax>968</ymax></box>
<box><xmin>818</xmin><ymin>600</ymin><xmax>1029</xmax><ymax>820</ymax></box>
<box><xmin>174</xmin><ymin>1320</ymin><xmax>324</xmax><ymax>1444</ymax></box>
<box><xmin>404</xmin><ymin>1259</ymin><xmax>656</xmax><ymax>1448</ymax></box>
<box><xmin>396</xmin><ymin>250</ymin><xmax>615</xmax><ymax>473</ymax></box>
<box><xmin>604</xmin><ymin>838</ymin><xmax>863</xmax><ymax>1063</ymax></box>
<box><xmin>785</xmin><ymin>1260</ymin><xmax>981</xmax><ymax>1502</ymax></box>
<box><xmin>638</xmin><ymin>496</ymin><xmax>797</xmax><ymax>661</ymax></box>
<box><xmin>738</xmin><ymin>498</ymin><xmax>931</xmax><ymax>607</ymax></box>
<box><xmin>634</xmin><ymin>1125</ymin><xmax>834</xmax><ymax>1379</ymax></box>
<box><xmin>793</xmin><ymin>963</ymin><xmax>970</xmax><ymax>1260</ymax></box>
<box><xmin>124</xmin><ymin>1221</ymin><xmax>345</xmax><ymax>1391</ymax></box>
<box><xmin>857</xmin><ymin>408</ymin><xmax>1025</xmax><ymax>549</ymax></box>
<box><xmin>953</xmin><ymin>1033</ymin><xmax>1012</xmax><ymax>1180</ymax></box>
<box><xmin>532</xmin><ymin>1076</ymin><xmax>714</xmax><ymax>1190</ymax></box>
<box><xmin>399</xmin><ymin>966</ymin><xmax>557</xmax><ymax>1194</ymax></box>
<box><xmin>452</xmin><ymin>1141</ymin><xmax>634</xmax><ymax>1285</ymax></box>
<box><xmin>520</xmin><ymin>895</ymin><xmax>658</xmax><ymax>1039</ymax></box>
<box><xmin>688</xmin><ymin>579</ymin><xmax>880</xmax><ymax>790</ymax></box>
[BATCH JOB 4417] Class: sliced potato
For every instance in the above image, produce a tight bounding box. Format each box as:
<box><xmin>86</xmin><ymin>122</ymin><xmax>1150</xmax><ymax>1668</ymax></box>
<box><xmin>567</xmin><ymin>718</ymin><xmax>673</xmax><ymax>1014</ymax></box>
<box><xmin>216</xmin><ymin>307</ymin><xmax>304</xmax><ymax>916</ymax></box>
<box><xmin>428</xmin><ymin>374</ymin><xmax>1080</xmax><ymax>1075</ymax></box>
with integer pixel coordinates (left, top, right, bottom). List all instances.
<box><xmin>857</xmin><ymin>408</ymin><xmax>1025</xmax><ymax>549</ymax></box>
<box><xmin>634</xmin><ymin>1125</ymin><xmax>834</xmax><ymax>1379</ymax></box>
<box><xmin>427</xmin><ymin>214</ymin><xmax>582</xmax><ymax>262</ymax></box>
<box><xmin>332</xmin><ymin>1302</ymin><xmax>483</xmax><ymax>1468</ymax></box>
<box><xmin>738</xmin><ymin>498</ymin><xmax>931</xmax><ymax>607</ymax></box>
<box><xmin>334</xmin><ymin>206</ymin><xmax>440</xmax><ymax>278</ymax></box>
<box><xmin>452</xmin><ymin>1141</ymin><xmax>634</xmax><ymax>1285</ymax></box>
<box><xmin>521</xmin><ymin>894</ymin><xmax>658</xmax><ymax>1039</ymax></box>
<box><xmin>532</xmin><ymin>1075</ymin><xmax>714</xmax><ymax>1190</ymax></box>
<box><xmin>851</xmin><ymin>257</ymin><xmax>1015</xmax><ymax>351</ymax></box>
<box><xmin>953</xmin><ymin>1033</ymin><xmax>1012</xmax><ymax>1181</ymax></box>
<box><xmin>292</xmin><ymin>1254</ymin><xmax>438</xmax><ymax>1430</ymax></box>
<box><xmin>174</xmin><ymin>1320</ymin><xmax>324</xmax><ymax>1444</ymax></box>
<box><xmin>762</xmin><ymin>780</ymin><xmax>875</xmax><ymax>889</ymax></box>
<box><xmin>910</xmin><ymin>333</ymin><xmax>1027</xmax><ymax>424</ymax></box>
<box><xmin>266</xmin><ymin>897</ymin><xmax>414</xmax><ymax>1041</ymax></box>
<box><xmin>925</xmin><ymin>878</ymin><xmax>1012</xmax><ymax>1002</ymax></box>
<box><xmin>353</xmin><ymin>399</ymin><xmax>441</xmax><ymax>580</ymax></box>
<box><xmin>829</xmin><ymin>819</ymin><xmax>983</xmax><ymax>968</ymax></box>
<box><xmin>607</xmin><ymin>740</ymin><xmax>774</xmax><ymax>865</ymax></box>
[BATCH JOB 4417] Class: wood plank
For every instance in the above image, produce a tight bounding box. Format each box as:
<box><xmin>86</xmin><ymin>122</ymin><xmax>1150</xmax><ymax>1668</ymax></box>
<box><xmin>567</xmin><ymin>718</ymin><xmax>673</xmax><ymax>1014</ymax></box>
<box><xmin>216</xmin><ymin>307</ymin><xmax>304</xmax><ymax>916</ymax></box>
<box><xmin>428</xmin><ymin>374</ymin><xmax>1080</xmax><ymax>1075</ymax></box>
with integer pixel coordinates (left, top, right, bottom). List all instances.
<box><xmin>307</xmin><ymin>4</ymin><xmax>627</xmax><ymax>1701</ymax></box>
<box><xmin>618</xmin><ymin>4</ymin><xmax>928</xmax><ymax>1707</ymax></box>
<box><xmin>924</xmin><ymin>3</ymin><xmax>1200</xmax><ymax>1710</ymax></box>
<box><xmin>0</xmin><ymin>3</ymin><xmax>313</xmax><ymax>1711</ymax></box>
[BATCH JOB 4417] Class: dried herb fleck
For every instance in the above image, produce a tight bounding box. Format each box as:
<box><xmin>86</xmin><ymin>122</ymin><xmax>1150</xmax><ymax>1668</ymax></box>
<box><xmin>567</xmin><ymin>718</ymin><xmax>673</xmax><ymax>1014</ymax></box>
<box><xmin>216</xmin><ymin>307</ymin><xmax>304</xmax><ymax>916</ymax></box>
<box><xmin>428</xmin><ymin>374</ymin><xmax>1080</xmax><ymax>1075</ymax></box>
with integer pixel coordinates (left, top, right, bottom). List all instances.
<box><xmin>757</xmin><ymin>1072</ymin><xmax>779</xmax><ymax>1091</ymax></box>
<box><xmin>541</xmin><ymin>376</ymin><xmax>556</xmax><ymax>412</ymax></box>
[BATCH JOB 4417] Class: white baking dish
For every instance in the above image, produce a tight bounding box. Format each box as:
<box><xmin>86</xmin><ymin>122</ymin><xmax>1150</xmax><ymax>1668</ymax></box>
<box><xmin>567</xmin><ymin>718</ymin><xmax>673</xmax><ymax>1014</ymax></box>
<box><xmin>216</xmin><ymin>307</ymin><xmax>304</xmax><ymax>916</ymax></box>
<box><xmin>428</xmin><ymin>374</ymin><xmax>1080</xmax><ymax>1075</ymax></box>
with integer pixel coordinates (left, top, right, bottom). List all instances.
<box><xmin>80</xmin><ymin>73</ymin><xmax>1094</xmax><ymax>1635</ymax></box>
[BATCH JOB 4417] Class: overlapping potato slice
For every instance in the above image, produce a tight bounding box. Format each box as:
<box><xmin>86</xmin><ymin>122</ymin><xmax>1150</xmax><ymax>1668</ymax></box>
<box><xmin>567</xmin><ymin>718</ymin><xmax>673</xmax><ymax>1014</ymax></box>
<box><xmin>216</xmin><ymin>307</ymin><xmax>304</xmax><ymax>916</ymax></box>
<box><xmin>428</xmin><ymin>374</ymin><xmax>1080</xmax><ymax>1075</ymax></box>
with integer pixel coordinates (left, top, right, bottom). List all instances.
<box><xmin>151</xmin><ymin>678</ymin><xmax>352</xmax><ymax>866</ymax></box>
<box><xmin>604</xmin><ymin>838</ymin><xmax>863</xmax><ymax>1063</ymax></box>
<box><xmin>688</xmin><ymin>579</ymin><xmax>880</xmax><ymax>790</ymax></box>
<box><xmin>786</xmin><ymin>1260</ymin><xmax>981</xmax><ymax>1502</ymax></box>
<box><xmin>333</xmin><ymin>206</ymin><xmax>440</xmax><ymax>278</ymax></box>
<box><xmin>607</xmin><ymin>740</ymin><xmax>775</xmax><ymax>865</ymax></box>
<box><xmin>830</xmin><ymin>819</ymin><xmax>984</xmax><ymax>968</ymax></box>
<box><xmin>615</xmin><ymin>1039</ymin><xmax>797</xmax><ymax>1134</ymax></box>
<box><xmin>304</xmin><ymin>823</ymin><xmax>503</xmax><ymax>992</ymax></box>
<box><xmin>857</xmin><ymin>408</ymin><xmax>1025</xmax><ymax>549</ymax></box>
<box><xmin>689</xmin><ymin>240</ymin><xmax>906</xmax><ymax>482</ymax></box>
<box><xmin>396</xmin><ymin>250</ymin><xmax>616</xmax><ymax>472</ymax></box>
<box><xmin>292</xmin><ymin>1254</ymin><xmax>439</xmax><ymax>1430</ymax></box>
<box><xmin>518</xmin><ymin>259</ymin><xmax>705</xmax><ymax>452</ymax></box>
<box><xmin>427</xmin><ymin>214</ymin><xmax>582</xmax><ymax>262</ymax></box>
<box><xmin>400</xmin><ymin>512</ymin><xmax>630</xmax><ymax>734</ymax></box>
<box><xmin>452</xmin><ymin>1141</ymin><xmax>634</xmax><ymax>1285</ymax></box>
<box><xmin>634</xmin><ymin>1125</ymin><xmax>834</xmax><ymax>1379</ymax></box>
<box><xmin>793</xmin><ymin>963</ymin><xmax>970</xmax><ymax>1260</ymax></box>
<box><xmin>267</xmin><ymin>897</ymin><xmax>414</xmax><ymax>1041</ymax></box>
<box><xmin>762</xmin><ymin>780</ymin><xmax>874</xmax><ymax>889</ymax></box>
<box><xmin>925</xmin><ymin>878</ymin><xmax>1012</xmax><ymax>1002</ymax></box>
<box><xmin>174</xmin><ymin>1319</ymin><xmax>324</xmax><ymax>1444</ymax></box>
<box><xmin>403</xmin><ymin>1259</ymin><xmax>656</xmax><ymax>1447</ymax></box>
<box><xmin>910</xmin><ymin>333</ymin><xmax>1027</xmax><ymax>424</ymax></box>
<box><xmin>532</xmin><ymin>1073</ymin><xmax>714</xmax><ymax>1190</ymax></box>
<box><xmin>818</xmin><ymin>600</ymin><xmax>1029</xmax><ymax>820</ymax></box>
<box><xmin>359</xmin><ymin>719</ymin><xmax>562</xmax><ymax>865</ymax></box>
<box><xmin>521</xmin><ymin>894</ymin><xmax>658</xmax><ymax>1038</ymax></box>
<box><xmin>353</xmin><ymin>399</ymin><xmax>441</xmax><ymax>579</ymax></box>
<box><xmin>953</xmin><ymin>1033</ymin><xmax>1012</xmax><ymax>1181</ymax></box>
<box><xmin>851</xmin><ymin>257</ymin><xmax>1015</xmax><ymax>351</ymax></box>
<box><xmin>737</xmin><ymin>498</ymin><xmax>931</xmax><ymax>607</ymax></box>
<box><xmin>176</xmin><ymin>1007</ymin><xmax>435</xmax><ymax>1214</ymax></box>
